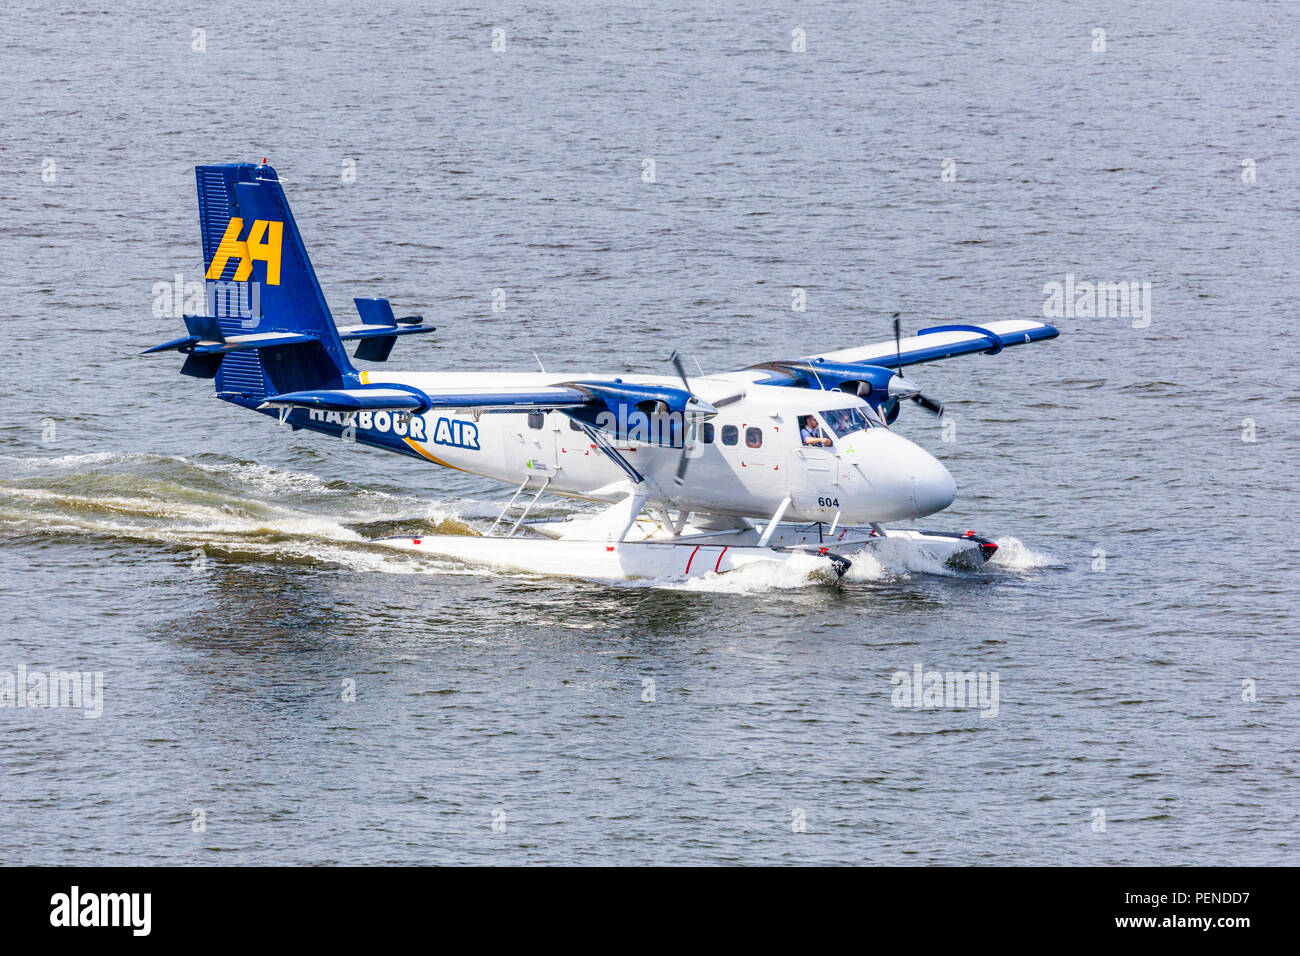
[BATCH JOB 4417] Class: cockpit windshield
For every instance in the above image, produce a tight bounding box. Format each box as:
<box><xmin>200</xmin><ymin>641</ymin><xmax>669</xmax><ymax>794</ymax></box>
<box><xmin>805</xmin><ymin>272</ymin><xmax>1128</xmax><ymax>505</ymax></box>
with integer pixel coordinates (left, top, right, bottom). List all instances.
<box><xmin>819</xmin><ymin>406</ymin><xmax>875</xmax><ymax>439</ymax></box>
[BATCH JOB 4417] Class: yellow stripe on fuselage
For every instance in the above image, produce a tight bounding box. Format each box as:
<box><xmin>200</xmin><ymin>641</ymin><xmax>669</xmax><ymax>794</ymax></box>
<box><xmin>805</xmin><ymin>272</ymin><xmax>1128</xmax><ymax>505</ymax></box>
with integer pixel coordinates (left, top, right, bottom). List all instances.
<box><xmin>403</xmin><ymin>437</ymin><xmax>465</xmax><ymax>472</ymax></box>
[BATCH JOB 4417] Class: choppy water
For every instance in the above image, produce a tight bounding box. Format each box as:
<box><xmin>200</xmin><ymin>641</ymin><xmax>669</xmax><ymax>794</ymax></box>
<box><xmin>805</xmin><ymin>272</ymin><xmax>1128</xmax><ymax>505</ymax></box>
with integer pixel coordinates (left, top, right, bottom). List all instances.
<box><xmin>1</xmin><ymin>0</ymin><xmax>1297</xmax><ymax>864</ymax></box>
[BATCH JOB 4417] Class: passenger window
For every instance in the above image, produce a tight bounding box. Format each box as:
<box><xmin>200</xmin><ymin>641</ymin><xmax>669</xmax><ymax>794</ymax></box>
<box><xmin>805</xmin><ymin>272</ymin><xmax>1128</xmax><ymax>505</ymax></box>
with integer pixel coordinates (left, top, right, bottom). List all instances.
<box><xmin>569</xmin><ymin>417</ymin><xmax>585</xmax><ymax>431</ymax></box>
<box><xmin>527</xmin><ymin>410</ymin><xmax>544</xmax><ymax>430</ymax></box>
<box><xmin>701</xmin><ymin>422</ymin><xmax>714</xmax><ymax>444</ymax></box>
<box><xmin>745</xmin><ymin>426</ymin><xmax>762</xmax><ymax>449</ymax></box>
<box><xmin>721</xmin><ymin>424</ymin><xmax>738</xmax><ymax>446</ymax></box>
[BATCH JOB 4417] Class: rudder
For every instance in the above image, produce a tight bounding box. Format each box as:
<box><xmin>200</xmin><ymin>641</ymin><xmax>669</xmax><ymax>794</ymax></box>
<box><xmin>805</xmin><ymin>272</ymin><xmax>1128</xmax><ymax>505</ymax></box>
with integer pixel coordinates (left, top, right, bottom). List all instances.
<box><xmin>195</xmin><ymin>162</ymin><xmax>353</xmax><ymax>399</ymax></box>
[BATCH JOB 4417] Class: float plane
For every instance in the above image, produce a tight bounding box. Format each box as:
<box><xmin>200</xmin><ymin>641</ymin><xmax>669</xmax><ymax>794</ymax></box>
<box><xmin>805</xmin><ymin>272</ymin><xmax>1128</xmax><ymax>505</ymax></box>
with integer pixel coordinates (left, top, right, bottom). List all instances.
<box><xmin>144</xmin><ymin>163</ymin><xmax>1058</xmax><ymax>581</ymax></box>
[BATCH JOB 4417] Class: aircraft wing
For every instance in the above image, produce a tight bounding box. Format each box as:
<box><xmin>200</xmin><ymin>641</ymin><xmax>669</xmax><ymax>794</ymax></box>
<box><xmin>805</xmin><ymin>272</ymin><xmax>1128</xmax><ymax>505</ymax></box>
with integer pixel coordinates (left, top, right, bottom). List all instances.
<box><xmin>258</xmin><ymin>384</ymin><xmax>594</xmax><ymax>415</ymax></box>
<box><xmin>256</xmin><ymin>379</ymin><xmax>703</xmax><ymax>442</ymax></box>
<box><xmin>808</xmin><ymin>320</ymin><xmax>1058</xmax><ymax>368</ymax></box>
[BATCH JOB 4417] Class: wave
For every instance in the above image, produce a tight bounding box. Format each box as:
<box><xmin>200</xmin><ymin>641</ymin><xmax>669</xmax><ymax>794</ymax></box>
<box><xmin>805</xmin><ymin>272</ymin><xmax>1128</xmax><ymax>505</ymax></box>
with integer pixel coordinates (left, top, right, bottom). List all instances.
<box><xmin>988</xmin><ymin>535</ymin><xmax>1060</xmax><ymax>571</ymax></box>
<box><xmin>1</xmin><ymin>451</ymin><xmax>1056</xmax><ymax>588</ymax></box>
<box><xmin>0</xmin><ymin>451</ymin><xmax>475</xmax><ymax>575</ymax></box>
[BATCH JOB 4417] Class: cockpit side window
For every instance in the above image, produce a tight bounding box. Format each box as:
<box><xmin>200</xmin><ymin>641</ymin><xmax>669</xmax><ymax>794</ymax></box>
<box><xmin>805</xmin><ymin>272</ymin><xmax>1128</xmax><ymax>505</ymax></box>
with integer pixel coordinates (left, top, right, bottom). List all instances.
<box><xmin>818</xmin><ymin>406</ymin><xmax>874</xmax><ymax>440</ymax></box>
<box><xmin>800</xmin><ymin>415</ymin><xmax>832</xmax><ymax>447</ymax></box>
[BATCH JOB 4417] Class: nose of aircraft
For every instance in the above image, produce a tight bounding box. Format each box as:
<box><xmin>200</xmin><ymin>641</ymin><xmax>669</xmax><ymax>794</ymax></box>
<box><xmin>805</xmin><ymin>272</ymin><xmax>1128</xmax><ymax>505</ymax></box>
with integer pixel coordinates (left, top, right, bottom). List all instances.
<box><xmin>911</xmin><ymin>449</ymin><xmax>957</xmax><ymax>516</ymax></box>
<box><xmin>843</xmin><ymin>428</ymin><xmax>956</xmax><ymax>520</ymax></box>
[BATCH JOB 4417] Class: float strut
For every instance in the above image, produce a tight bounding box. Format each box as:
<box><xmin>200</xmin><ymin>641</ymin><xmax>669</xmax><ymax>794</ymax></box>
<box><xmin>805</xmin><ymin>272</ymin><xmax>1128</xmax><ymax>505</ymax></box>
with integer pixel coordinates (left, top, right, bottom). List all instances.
<box><xmin>757</xmin><ymin>495</ymin><xmax>792</xmax><ymax>548</ymax></box>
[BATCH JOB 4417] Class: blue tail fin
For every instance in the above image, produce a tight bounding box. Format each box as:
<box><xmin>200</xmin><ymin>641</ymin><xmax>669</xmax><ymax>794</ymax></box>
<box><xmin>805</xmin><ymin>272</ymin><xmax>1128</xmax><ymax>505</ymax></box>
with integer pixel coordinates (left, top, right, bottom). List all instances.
<box><xmin>143</xmin><ymin>162</ymin><xmax>434</xmax><ymax>400</ymax></box>
<box><xmin>195</xmin><ymin>162</ymin><xmax>353</xmax><ymax>399</ymax></box>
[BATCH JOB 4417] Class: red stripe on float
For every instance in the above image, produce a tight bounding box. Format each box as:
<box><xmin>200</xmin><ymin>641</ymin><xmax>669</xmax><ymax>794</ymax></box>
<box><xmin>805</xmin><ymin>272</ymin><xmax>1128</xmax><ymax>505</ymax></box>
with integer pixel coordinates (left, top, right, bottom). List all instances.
<box><xmin>684</xmin><ymin>545</ymin><xmax>700</xmax><ymax>574</ymax></box>
<box><xmin>714</xmin><ymin>546</ymin><xmax>728</xmax><ymax>573</ymax></box>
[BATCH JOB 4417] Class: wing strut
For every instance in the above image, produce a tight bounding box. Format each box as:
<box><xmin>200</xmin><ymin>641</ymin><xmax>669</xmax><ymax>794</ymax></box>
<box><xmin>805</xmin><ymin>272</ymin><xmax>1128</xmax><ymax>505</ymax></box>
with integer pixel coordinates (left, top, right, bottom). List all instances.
<box><xmin>574</xmin><ymin>420</ymin><xmax>643</xmax><ymax>485</ymax></box>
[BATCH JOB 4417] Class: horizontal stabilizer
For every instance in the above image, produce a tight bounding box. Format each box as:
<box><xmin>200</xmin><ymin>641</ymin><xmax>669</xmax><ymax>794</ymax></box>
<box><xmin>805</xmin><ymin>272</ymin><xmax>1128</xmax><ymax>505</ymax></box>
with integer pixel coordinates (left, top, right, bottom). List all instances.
<box><xmin>338</xmin><ymin>298</ymin><xmax>436</xmax><ymax>362</ymax></box>
<box><xmin>141</xmin><ymin>320</ymin><xmax>318</xmax><ymax>357</ymax></box>
<box><xmin>192</xmin><ymin>331</ymin><xmax>319</xmax><ymax>354</ymax></box>
<box><xmin>142</xmin><ymin>317</ymin><xmax>325</xmax><ymax>380</ymax></box>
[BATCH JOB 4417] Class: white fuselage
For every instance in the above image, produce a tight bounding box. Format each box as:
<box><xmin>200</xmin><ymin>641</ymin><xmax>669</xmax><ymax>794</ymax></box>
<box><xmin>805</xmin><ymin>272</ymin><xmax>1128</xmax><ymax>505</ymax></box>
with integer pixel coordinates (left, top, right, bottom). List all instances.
<box><xmin>329</xmin><ymin>369</ymin><xmax>957</xmax><ymax>524</ymax></box>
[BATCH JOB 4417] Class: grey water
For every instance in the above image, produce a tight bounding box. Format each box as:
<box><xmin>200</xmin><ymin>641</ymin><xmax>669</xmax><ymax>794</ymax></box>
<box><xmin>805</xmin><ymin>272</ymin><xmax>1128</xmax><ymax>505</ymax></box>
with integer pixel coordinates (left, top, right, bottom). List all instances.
<box><xmin>1</xmin><ymin>0</ymin><xmax>1296</xmax><ymax>865</ymax></box>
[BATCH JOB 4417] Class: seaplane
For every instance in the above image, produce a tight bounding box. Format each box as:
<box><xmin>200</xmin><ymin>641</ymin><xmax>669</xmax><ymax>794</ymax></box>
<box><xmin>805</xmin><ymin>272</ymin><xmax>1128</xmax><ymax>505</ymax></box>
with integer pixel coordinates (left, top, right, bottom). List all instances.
<box><xmin>143</xmin><ymin>162</ymin><xmax>1059</xmax><ymax>582</ymax></box>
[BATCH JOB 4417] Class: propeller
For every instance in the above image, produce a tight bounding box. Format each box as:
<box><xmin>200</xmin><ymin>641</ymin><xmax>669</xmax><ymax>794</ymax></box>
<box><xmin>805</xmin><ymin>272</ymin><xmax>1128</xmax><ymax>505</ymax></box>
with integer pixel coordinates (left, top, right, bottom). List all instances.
<box><xmin>669</xmin><ymin>351</ymin><xmax>718</xmax><ymax>486</ymax></box>
<box><xmin>883</xmin><ymin>314</ymin><xmax>944</xmax><ymax>422</ymax></box>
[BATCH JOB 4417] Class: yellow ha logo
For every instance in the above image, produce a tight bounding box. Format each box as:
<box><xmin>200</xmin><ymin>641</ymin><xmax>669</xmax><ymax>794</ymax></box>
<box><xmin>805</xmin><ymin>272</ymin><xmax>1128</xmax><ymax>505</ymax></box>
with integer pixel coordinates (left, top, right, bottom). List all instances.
<box><xmin>205</xmin><ymin>218</ymin><xmax>283</xmax><ymax>285</ymax></box>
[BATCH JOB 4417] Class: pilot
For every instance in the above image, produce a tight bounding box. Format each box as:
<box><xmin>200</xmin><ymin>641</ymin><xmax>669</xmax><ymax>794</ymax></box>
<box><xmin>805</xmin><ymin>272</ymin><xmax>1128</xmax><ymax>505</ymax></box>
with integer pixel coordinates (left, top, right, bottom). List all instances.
<box><xmin>801</xmin><ymin>415</ymin><xmax>831</xmax><ymax>447</ymax></box>
<box><xmin>826</xmin><ymin>408</ymin><xmax>853</xmax><ymax>434</ymax></box>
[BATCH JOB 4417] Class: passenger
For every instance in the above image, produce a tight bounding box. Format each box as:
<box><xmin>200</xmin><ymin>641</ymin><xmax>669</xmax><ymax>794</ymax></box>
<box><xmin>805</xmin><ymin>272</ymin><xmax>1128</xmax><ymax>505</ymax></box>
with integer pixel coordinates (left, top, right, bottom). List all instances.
<box><xmin>800</xmin><ymin>415</ymin><xmax>831</xmax><ymax>447</ymax></box>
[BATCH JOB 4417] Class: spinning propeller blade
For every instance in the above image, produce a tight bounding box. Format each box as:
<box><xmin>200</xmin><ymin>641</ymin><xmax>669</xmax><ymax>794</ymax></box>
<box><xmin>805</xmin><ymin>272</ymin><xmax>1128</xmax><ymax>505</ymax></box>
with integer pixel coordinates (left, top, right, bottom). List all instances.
<box><xmin>669</xmin><ymin>350</ymin><xmax>716</xmax><ymax>486</ymax></box>
<box><xmin>913</xmin><ymin>393</ymin><xmax>945</xmax><ymax>416</ymax></box>
<box><xmin>893</xmin><ymin>313</ymin><xmax>903</xmax><ymax>375</ymax></box>
<box><xmin>886</xmin><ymin>314</ymin><xmax>944</xmax><ymax>420</ymax></box>
<box><xmin>670</xmin><ymin>350</ymin><xmax>692</xmax><ymax>396</ymax></box>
